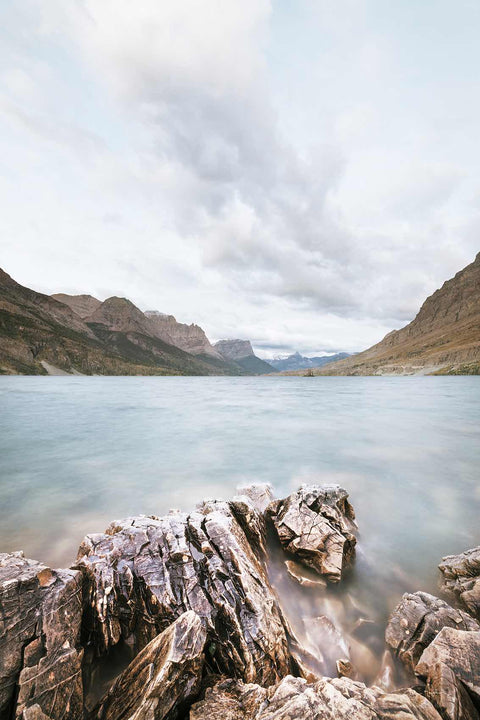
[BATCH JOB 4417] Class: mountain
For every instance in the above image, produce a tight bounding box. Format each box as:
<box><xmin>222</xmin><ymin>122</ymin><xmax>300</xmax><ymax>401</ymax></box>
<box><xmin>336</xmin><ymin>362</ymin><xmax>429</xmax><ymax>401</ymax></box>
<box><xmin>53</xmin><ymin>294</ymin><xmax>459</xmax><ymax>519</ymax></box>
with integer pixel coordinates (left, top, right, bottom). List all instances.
<box><xmin>51</xmin><ymin>293</ymin><xmax>101</xmax><ymax>318</ymax></box>
<box><xmin>308</xmin><ymin>252</ymin><xmax>480</xmax><ymax>376</ymax></box>
<box><xmin>214</xmin><ymin>339</ymin><xmax>275</xmax><ymax>375</ymax></box>
<box><xmin>144</xmin><ymin>311</ymin><xmax>222</xmax><ymax>358</ymax></box>
<box><xmin>0</xmin><ymin>269</ymin><xmax>245</xmax><ymax>376</ymax></box>
<box><xmin>269</xmin><ymin>351</ymin><xmax>351</xmax><ymax>372</ymax></box>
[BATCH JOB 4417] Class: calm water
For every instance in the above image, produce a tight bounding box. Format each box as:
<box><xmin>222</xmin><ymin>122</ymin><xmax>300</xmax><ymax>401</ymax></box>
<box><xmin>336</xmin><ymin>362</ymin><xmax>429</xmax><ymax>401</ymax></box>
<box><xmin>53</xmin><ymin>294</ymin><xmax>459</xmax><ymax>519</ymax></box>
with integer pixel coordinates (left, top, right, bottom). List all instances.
<box><xmin>1</xmin><ymin>376</ymin><xmax>479</xmax><ymax>677</ymax></box>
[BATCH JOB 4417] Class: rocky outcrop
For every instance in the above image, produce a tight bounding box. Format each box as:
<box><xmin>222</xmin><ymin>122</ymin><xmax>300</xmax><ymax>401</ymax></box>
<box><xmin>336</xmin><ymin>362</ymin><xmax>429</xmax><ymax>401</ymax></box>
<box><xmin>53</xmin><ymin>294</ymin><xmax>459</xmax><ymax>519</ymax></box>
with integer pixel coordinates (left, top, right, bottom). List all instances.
<box><xmin>267</xmin><ymin>485</ymin><xmax>357</xmax><ymax>582</ymax></box>
<box><xmin>416</xmin><ymin>628</ymin><xmax>480</xmax><ymax>720</ymax></box>
<box><xmin>91</xmin><ymin>611</ymin><xmax>206</xmax><ymax>720</ymax></box>
<box><xmin>189</xmin><ymin>675</ymin><xmax>443</xmax><ymax>720</ymax></box>
<box><xmin>385</xmin><ymin>592</ymin><xmax>479</xmax><ymax>673</ymax></box>
<box><xmin>214</xmin><ymin>339</ymin><xmax>274</xmax><ymax>374</ymax></box>
<box><xmin>51</xmin><ymin>294</ymin><xmax>102</xmax><ymax>319</ymax></box>
<box><xmin>0</xmin><ymin>552</ymin><xmax>83</xmax><ymax>720</ymax></box>
<box><xmin>439</xmin><ymin>546</ymin><xmax>480</xmax><ymax>621</ymax></box>
<box><xmin>86</xmin><ymin>297</ymin><xmax>153</xmax><ymax>336</ymax></box>
<box><xmin>75</xmin><ymin>496</ymin><xmax>293</xmax><ymax>688</ymax></box>
<box><xmin>145</xmin><ymin>311</ymin><xmax>221</xmax><ymax>358</ymax></box>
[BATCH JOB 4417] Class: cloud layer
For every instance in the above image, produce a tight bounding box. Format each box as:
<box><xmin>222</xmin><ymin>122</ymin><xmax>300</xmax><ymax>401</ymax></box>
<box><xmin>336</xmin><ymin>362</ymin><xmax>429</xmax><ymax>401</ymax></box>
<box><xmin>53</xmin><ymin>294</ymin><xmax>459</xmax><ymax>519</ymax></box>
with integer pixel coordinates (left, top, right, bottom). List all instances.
<box><xmin>1</xmin><ymin>0</ymin><xmax>479</xmax><ymax>355</ymax></box>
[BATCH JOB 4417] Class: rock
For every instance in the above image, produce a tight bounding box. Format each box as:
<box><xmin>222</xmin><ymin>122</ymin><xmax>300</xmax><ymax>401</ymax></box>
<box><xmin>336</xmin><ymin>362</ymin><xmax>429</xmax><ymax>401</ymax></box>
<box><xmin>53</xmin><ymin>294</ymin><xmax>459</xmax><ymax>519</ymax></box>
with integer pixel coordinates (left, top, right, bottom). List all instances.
<box><xmin>385</xmin><ymin>592</ymin><xmax>479</xmax><ymax>673</ymax></box>
<box><xmin>234</xmin><ymin>484</ymin><xmax>274</xmax><ymax>513</ymax></box>
<box><xmin>91</xmin><ymin>611</ymin><xmax>206</xmax><ymax>720</ymax></box>
<box><xmin>284</xmin><ymin>560</ymin><xmax>327</xmax><ymax>589</ymax></box>
<box><xmin>75</xmin><ymin>499</ymin><xmax>293</xmax><ymax>689</ymax></box>
<box><xmin>267</xmin><ymin>485</ymin><xmax>357</xmax><ymax>582</ymax></box>
<box><xmin>0</xmin><ymin>552</ymin><xmax>83</xmax><ymax>720</ymax></box>
<box><xmin>190</xmin><ymin>675</ymin><xmax>443</xmax><ymax>720</ymax></box>
<box><xmin>439</xmin><ymin>546</ymin><xmax>480</xmax><ymax>621</ymax></box>
<box><xmin>416</xmin><ymin>628</ymin><xmax>480</xmax><ymax>720</ymax></box>
<box><xmin>337</xmin><ymin>658</ymin><xmax>357</xmax><ymax>679</ymax></box>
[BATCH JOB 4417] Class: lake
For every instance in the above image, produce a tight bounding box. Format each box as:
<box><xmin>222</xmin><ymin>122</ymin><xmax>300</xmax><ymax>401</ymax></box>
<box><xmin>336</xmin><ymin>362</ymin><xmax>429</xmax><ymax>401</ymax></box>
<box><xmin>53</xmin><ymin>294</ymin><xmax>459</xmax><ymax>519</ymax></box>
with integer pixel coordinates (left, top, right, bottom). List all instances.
<box><xmin>1</xmin><ymin>376</ymin><xmax>479</xmax><ymax>677</ymax></box>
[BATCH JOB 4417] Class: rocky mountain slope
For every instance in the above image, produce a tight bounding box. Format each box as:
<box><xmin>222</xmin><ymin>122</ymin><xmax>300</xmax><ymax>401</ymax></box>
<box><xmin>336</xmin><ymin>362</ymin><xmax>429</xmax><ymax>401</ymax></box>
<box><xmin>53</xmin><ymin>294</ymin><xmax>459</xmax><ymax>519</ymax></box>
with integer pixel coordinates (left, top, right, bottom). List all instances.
<box><xmin>270</xmin><ymin>351</ymin><xmax>351</xmax><ymax>372</ymax></box>
<box><xmin>214</xmin><ymin>339</ymin><xmax>275</xmax><ymax>374</ymax></box>
<box><xmin>51</xmin><ymin>293</ymin><xmax>102</xmax><ymax>318</ymax></box>
<box><xmin>0</xmin><ymin>269</ymin><xmax>244</xmax><ymax>376</ymax></box>
<box><xmin>298</xmin><ymin>253</ymin><xmax>480</xmax><ymax>376</ymax></box>
<box><xmin>145</xmin><ymin>310</ymin><xmax>222</xmax><ymax>357</ymax></box>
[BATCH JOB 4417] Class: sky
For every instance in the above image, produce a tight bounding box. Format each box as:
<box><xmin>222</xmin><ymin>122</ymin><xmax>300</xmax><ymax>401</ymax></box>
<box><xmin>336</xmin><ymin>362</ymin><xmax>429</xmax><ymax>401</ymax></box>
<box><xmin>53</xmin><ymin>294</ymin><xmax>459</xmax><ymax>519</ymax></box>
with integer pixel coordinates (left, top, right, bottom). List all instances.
<box><xmin>1</xmin><ymin>1</ymin><xmax>480</xmax><ymax>358</ymax></box>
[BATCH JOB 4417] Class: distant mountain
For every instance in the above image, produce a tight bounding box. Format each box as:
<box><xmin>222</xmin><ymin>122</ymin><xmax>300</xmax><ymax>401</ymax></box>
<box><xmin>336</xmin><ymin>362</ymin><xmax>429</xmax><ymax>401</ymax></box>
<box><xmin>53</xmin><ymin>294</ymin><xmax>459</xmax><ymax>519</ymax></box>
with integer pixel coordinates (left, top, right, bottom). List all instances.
<box><xmin>214</xmin><ymin>339</ymin><xmax>275</xmax><ymax>375</ymax></box>
<box><xmin>144</xmin><ymin>311</ymin><xmax>222</xmax><ymax>358</ymax></box>
<box><xmin>51</xmin><ymin>293</ymin><xmax>101</xmax><ymax>318</ymax></box>
<box><xmin>305</xmin><ymin>252</ymin><xmax>480</xmax><ymax>376</ymax></box>
<box><xmin>269</xmin><ymin>351</ymin><xmax>351</xmax><ymax>372</ymax></box>
<box><xmin>0</xmin><ymin>269</ymin><xmax>245</xmax><ymax>376</ymax></box>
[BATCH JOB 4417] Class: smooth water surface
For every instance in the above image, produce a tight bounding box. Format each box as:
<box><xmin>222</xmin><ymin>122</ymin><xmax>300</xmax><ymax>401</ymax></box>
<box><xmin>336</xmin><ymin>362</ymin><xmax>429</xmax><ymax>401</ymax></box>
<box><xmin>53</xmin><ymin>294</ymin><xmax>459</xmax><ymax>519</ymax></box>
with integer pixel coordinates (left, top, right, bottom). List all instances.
<box><xmin>1</xmin><ymin>376</ymin><xmax>479</xmax><ymax>675</ymax></box>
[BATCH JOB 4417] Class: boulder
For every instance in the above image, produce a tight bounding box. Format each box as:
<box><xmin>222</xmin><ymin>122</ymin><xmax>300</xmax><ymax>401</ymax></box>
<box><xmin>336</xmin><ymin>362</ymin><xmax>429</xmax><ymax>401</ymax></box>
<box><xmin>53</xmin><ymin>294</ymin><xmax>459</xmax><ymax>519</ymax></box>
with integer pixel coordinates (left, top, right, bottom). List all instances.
<box><xmin>91</xmin><ymin>611</ymin><xmax>206</xmax><ymax>720</ymax></box>
<box><xmin>0</xmin><ymin>552</ymin><xmax>83</xmax><ymax>720</ymax></box>
<box><xmin>416</xmin><ymin>628</ymin><xmax>480</xmax><ymax>720</ymax></box>
<box><xmin>75</xmin><ymin>498</ymin><xmax>293</xmax><ymax>688</ymax></box>
<box><xmin>439</xmin><ymin>547</ymin><xmax>480</xmax><ymax>621</ymax></box>
<box><xmin>267</xmin><ymin>485</ymin><xmax>357</xmax><ymax>582</ymax></box>
<box><xmin>385</xmin><ymin>592</ymin><xmax>479</xmax><ymax>673</ymax></box>
<box><xmin>190</xmin><ymin>674</ymin><xmax>443</xmax><ymax>720</ymax></box>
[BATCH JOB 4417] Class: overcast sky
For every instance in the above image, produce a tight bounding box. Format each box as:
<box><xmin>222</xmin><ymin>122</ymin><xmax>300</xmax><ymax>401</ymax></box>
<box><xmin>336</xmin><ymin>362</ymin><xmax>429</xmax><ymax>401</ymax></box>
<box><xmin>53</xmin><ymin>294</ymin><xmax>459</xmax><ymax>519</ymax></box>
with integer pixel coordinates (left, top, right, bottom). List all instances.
<box><xmin>1</xmin><ymin>1</ymin><xmax>479</xmax><ymax>357</ymax></box>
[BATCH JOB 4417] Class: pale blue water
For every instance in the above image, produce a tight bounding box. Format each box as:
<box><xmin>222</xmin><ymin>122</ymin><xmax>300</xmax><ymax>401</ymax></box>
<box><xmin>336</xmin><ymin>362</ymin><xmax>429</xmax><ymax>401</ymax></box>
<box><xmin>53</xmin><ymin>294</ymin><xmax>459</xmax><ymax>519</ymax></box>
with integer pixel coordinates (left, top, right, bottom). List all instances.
<box><xmin>0</xmin><ymin>376</ymin><xmax>479</xmax><ymax>623</ymax></box>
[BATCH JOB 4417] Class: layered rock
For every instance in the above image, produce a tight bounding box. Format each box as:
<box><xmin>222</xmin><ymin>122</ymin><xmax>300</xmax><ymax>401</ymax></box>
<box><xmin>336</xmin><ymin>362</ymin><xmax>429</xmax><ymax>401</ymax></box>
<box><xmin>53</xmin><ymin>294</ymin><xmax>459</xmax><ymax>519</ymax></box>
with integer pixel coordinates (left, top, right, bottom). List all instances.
<box><xmin>439</xmin><ymin>546</ymin><xmax>480</xmax><ymax>621</ymax></box>
<box><xmin>145</xmin><ymin>311</ymin><xmax>221</xmax><ymax>358</ymax></box>
<box><xmin>267</xmin><ymin>485</ymin><xmax>357</xmax><ymax>582</ymax></box>
<box><xmin>214</xmin><ymin>339</ymin><xmax>274</xmax><ymax>374</ymax></box>
<box><xmin>51</xmin><ymin>293</ymin><xmax>102</xmax><ymax>319</ymax></box>
<box><xmin>91</xmin><ymin>611</ymin><xmax>206</xmax><ymax>720</ymax></box>
<box><xmin>190</xmin><ymin>675</ymin><xmax>443</xmax><ymax>720</ymax></box>
<box><xmin>385</xmin><ymin>592</ymin><xmax>479</xmax><ymax>673</ymax></box>
<box><xmin>75</xmin><ymin>497</ymin><xmax>293</xmax><ymax>689</ymax></box>
<box><xmin>0</xmin><ymin>552</ymin><xmax>83</xmax><ymax>720</ymax></box>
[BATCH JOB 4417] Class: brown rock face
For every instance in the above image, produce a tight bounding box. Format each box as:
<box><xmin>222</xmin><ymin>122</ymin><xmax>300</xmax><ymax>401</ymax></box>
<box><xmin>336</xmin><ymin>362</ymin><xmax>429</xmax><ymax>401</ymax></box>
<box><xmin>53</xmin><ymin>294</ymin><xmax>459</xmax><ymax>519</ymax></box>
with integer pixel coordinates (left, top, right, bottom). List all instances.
<box><xmin>385</xmin><ymin>592</ymin><xmax>479</xmax><ymax>673</ymax></box>
<box><xmin>51</xmin><ymin>293</ymin><xmax>102</xmax><ymax>319</ymax></box>
<box><xmin>190</xmin><ymin>675</ymin><xmax>443</xmax><ymax>720</ymax></box>
<box><xmin>214</xmin><ymin>339</ymin><xmax>255</xmax><ymax>361</ymax></box>
<box><xmin>416</xmin><ymin>628</ymin><xmax>480</xmax><ymax>720</ymax></box>
<box><xmin>86</xmin><ymin>297</ymin><xmax>153</xmax><ymax>336</ymax></box>
<box><xmin>145</xmin><ymin>311</ymin><xmax>221</xmax><ymax>357</ymax></box>
<box><xmin>267</xmin><ymin>485</ymin><xmax>357</xmax><ymax>582</ymax></box>
<box><xmin>314</xmin><ymin>252</ymin><xmax>480</xmax><ymax>375</ymax></box>
<box><xmin>439</xmin><ymin>546</ymin><xmax>480</xmax><ymax>621</ymax></box>
<box><xmin>75</xmin><ymin>498</ymin><xmax>293</xmax><ymax>689</ymax></box>
<box><xmin>91</xmin><ymin>611</ymin><xmax>206</xmax><ymax>720</ymax></box>
<box><xmin>0</xmin><ymin>552</ymin><xmax>84</xmax><ymax>720</ymax></box>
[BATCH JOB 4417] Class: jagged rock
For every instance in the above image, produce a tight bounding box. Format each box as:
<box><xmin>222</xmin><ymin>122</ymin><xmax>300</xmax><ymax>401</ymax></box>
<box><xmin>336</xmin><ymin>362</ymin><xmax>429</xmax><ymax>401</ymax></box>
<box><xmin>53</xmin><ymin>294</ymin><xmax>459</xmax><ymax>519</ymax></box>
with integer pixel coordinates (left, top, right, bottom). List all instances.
<box><xmin>91</xmin><ymin>611</ymin><xmax>206</xmax><ymax>720</ymax></box>
<box><xmin>415</xmin><ymin>628</ymin><xmax>480</xmax><ymax>720</ymax></box>
<box><xmin>75</xmin><ymin>498</ymin><xmax>293</xmax><ymax>689</ymax></box>
<box><xmin>284</xmin><ymin>560</ymin><xmax>327</xmax><ymax>589</ymax></box>
<box><xmin>190</xmin><ymin>675</ymin><xmax>443</xmax><ymax>720</ymax></box>
<box><xmin>385</xmin><ymin>592</ymin><xmax>479</xmax><ymax>673</ymax></box>
<box><xmin>0</xmin><ymin>552</ymin><xmax>83</xmax><ymax>720</ymax></box>
<box><xmin>267</xmin><ymin>485</ymin><xmax>357</xmax><ymax>582</ymax></box>
<box><xmin>439</xmin><ymin>546</ymin><xmax>480</xmax><ymax>621</ymax></box>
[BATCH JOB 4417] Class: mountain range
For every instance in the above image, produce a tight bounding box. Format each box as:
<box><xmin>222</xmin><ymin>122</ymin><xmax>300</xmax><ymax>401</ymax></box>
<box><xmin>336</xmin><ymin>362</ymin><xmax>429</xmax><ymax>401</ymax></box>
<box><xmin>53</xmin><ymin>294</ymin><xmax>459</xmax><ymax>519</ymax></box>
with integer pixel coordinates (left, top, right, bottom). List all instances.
<box><xmin>269</xmin><ymin>351</ymin><xmax>351</xmax><ymax>372</ymax></box>
<box><xmin>288</xmin><ymin>252</ymin><xmax>480</xmax><ymax>376</ymax></box>
<box><xmin>0</xmin><ymin>270</ymin><xmax>272</xmax><ymax>376</ymax></box>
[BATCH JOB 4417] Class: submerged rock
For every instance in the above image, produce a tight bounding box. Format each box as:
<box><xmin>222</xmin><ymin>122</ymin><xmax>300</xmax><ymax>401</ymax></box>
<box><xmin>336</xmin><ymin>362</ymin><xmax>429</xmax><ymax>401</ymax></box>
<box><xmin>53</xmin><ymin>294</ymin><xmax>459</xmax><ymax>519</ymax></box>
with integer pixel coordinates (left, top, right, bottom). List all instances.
<box><xmin>267</xmin><ymin>485</ymin><xmax>357</xmax><ymax>582</ymax></box>
<box><xmin>0</xmin><ymin>552</ymin><xmax>83</xmax><ymax>720</ymax></box>
<box><xmin>416</xmin><ymin>628</ymin><xmax>480</xmax><ymax>720</ymax></box>
<box><xmin>91</xmin><ymin>611</ymin><xmax>206</xmax><ymax>720</ymax></box>
<box><xmin>189</xmin><ymin>674</ymin><xmax>443</xmax><ymax>720</ymax></box>
<box><xmin>75</xmin><ymin>498</ymin><xmax>293</xmax><ymax>688</ymax></box>
<box><xmin>385</xmin><ymin>591</ymin><xmax>479</xmax><ymax>673</ymax></box>
<box><xmin>439</xmin><ymin>546</ymin><xmax>480</xmax><ymax>621</ymax></box>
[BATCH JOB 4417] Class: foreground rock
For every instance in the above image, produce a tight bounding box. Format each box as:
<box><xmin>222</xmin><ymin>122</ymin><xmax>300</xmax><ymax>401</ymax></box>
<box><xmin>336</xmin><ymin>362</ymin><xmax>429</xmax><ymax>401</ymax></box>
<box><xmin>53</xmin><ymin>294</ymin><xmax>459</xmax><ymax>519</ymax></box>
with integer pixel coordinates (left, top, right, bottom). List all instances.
<box><xmin>416</xmin><ymin>628</ymin><xmax>480</xmax><ymax>720</ymax></box>
<box><xmin>0</xmin><ymin>552</ymin><xmax>83</xmax><ymax>720</ymax></box>
<box><xmin>439</xmin><ymin>546</ymin><xmax>480</xmax><ymax>621</ymax></box>
<box><xmin>91</xmin><ymin>611</ymin><xmax>206</xmax><ymax>720</ymax></box>
<box><xmin>76</xmin><ymin>496</ymin><xmax>293</xmax><ymax>689</ymax></box>
<box><xmin>267</xmin><ymin>485</ymin><xmax>357</xmax><ymax>582</ymax></box>
<box><xmin>190</xmin><ymin>675</ymin><xmax>443</xmax><ymax>720</ymax></box>
<box><xmin>385</xmin><ymin>592</ymin><xmax>479</xmax><ymax>673</ymax></box>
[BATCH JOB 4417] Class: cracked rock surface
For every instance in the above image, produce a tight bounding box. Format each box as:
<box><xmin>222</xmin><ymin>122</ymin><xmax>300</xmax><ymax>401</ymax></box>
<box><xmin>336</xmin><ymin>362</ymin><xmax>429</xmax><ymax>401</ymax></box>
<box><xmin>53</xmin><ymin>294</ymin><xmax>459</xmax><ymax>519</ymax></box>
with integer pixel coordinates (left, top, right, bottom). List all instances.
<box><xmin>189</xmin><ymin>675</ymin><xmax>443</xmax><ymax>720</ymax></box>
<box><xmin>267</xmin><ymin>485</ymin><xmax>357</xmax><ymax>582</ymax></box>
<box><xmin>385</xmin><ymin>591</ymin><xmax>479</xmax><ymax>673</ymax></box>
<box><xmin>0</xmin><ymin>551</ymin><xmax>83</xmax><ymax>720</ymax></box>
<box><xmin>91</xmin><ymin>610</ymin><xmax>206</xmax><ymax>720</ymax></box>
<box><xmin>75</xmin><ymin>497</ymin><xmax>293</xmax><ymax>689</ymax></box>
<box><xmin>439</xmin><ymin>547</ymin><xmax>480</xmax><ymax>621</ymax></box>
